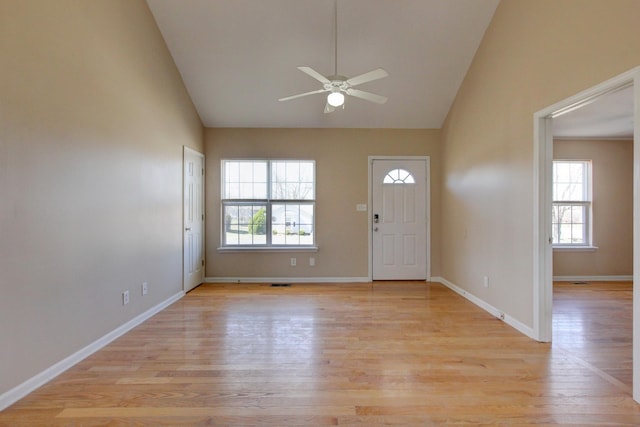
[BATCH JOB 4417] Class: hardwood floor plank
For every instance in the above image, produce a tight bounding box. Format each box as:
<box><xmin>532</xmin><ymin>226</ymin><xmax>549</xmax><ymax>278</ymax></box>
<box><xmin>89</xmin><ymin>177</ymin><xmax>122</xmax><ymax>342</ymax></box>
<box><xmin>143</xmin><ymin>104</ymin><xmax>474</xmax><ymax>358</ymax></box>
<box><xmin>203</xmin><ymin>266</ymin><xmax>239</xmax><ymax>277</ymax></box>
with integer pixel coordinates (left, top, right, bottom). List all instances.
<box><xmin>1</xmin><ymin>281</ymin><xmax>638</xmax><ymax>426</ymax></box>
<box><xmin>57</xmin><ymin>406</ymin><xmax>356</xmax><ymax>418</ymax></box>
<box><xmin>553</xmin><ymin>281</ymin><xmax>632</xmax><ymax>391</ymax></box>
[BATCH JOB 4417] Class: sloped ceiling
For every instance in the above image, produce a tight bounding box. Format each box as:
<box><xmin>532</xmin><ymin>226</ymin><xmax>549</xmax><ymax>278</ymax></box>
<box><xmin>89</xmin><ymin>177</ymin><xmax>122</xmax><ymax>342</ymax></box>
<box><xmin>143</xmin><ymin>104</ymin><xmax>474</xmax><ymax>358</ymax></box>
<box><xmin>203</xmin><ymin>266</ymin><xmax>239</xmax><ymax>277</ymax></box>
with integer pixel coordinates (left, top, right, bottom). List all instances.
<box><xmin>147</xmin><ymin>0</ymin><xmax>500</xmax><ymax>128</ymax></box>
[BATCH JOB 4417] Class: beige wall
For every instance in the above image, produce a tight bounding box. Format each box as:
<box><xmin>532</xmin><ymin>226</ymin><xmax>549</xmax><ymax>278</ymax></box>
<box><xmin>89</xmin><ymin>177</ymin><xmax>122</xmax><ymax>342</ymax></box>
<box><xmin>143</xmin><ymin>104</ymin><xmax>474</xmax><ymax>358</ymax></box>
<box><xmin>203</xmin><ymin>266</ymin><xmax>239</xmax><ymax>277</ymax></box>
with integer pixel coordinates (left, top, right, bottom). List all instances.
<box><xmin>553</xmin><ymin>139</ymin><xmax>633</xmax><ymax>277</ymax></box>
<box><xmin>0</xmin><ymin>0</ymin><xmax>202</xmax><ymax>395</ymax></box>
<box><xmin>441</xmin><ymin>0</ymin><xmax>640</xmax><ymax>327</ymax></box>
<box><xmin>204</xmin><ymin>128</ymin><xmax>441</xmax><ymax>280</ymax></box>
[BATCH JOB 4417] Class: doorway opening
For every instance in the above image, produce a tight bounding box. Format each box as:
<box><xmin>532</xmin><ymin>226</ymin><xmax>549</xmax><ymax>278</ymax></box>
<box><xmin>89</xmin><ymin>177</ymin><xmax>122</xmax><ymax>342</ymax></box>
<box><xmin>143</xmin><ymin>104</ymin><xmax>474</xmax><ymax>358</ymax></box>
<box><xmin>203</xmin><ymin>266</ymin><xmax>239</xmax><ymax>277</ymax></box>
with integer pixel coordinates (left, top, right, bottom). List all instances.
<box><xmin>533</xmin><ymin>67</ymin><xmax>640</xmax><ymax>401</ymax></box>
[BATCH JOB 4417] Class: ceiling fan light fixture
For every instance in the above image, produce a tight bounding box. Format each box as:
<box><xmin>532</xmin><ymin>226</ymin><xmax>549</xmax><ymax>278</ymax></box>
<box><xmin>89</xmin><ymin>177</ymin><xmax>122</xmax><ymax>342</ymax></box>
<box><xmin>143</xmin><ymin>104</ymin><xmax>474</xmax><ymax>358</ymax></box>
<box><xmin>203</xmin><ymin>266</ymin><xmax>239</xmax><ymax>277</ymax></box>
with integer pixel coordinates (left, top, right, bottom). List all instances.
<box><xmin>278</xmin><ymin>0</ymin><xmax>388</xmax><ymax>111</ymax></box>
<box><xmin>327</xmin><ymin>91</ymin><xmax>345</xmax><ymax>107</ymax></box>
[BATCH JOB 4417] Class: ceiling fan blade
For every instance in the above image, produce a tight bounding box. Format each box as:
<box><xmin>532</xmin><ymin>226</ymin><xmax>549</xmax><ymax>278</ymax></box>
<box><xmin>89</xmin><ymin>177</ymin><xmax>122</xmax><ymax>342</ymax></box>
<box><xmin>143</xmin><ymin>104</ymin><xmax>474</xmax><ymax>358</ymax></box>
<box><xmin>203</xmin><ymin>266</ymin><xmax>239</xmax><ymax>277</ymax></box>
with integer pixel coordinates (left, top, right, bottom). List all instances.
<box><xmin>298</xmin><ymin>66</ymin><xmax>331</xmax><ymax>84</ymax></box>
<box><xmin>346</xmin><ymin>68</ymin><xmax>388</xmax><ymax>87</ymax></box>
<box><xmin>279</xmin><ymin>88</ymin><xmax>327</xmax><ymax>102</ymax></box>
<box><xmin>346</xmin><ymin>88</ymin><xmax>388</xmax><ymax>104</ymax></box>
<box><xmin>324</xmin><ymin>103</ymin><xmax>336</xmax><ymax>114</ymax></box>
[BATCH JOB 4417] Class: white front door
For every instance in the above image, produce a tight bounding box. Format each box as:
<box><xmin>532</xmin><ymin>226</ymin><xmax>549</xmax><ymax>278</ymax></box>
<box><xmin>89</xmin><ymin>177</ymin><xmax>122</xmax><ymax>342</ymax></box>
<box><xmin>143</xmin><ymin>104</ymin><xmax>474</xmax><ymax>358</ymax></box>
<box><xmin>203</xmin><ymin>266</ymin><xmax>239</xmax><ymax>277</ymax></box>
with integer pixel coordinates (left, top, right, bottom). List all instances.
<box><xmin>372</xmin><ymin>158</ymin><xmax>428</xmax><ymax>280</ymax></box>
<box><xmin>183</xmin><ymin>147</ymin><xmax>204</xmax><ymax>292</ymax></box>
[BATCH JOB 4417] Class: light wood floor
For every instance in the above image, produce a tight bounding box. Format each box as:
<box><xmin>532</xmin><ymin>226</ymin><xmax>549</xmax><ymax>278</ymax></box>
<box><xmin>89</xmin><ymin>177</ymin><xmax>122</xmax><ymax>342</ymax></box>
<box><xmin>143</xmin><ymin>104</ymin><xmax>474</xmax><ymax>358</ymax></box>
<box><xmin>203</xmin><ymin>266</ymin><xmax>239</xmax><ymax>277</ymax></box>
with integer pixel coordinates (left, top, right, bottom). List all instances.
<box><xmin>1</xmin><ymin>281</ymin><xmax>639</xmax><ymax>426</ymax></box>
<box><xmin>553</xmin><ymin>281</ymin><xmax>633</xmax><ymax>394</ymax></box>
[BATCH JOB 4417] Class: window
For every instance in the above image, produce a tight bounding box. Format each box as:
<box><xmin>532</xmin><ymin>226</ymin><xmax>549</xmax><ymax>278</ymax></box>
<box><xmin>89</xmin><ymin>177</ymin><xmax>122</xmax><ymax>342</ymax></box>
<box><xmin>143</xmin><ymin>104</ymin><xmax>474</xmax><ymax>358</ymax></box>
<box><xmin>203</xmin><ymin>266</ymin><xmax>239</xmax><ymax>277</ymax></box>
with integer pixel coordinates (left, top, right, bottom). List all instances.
<box><xmin>383</xmin><ymin>168</ymin><xmax>415</xmax><ymax>184</ymax></box>
<box><xmin>222</xmin><ymin>160</ymin><xmax>315</xmax><ymax>248</ymax></box>
<box><xmin>552</xmin><ymin>160</ymin><xmax>592</xmax><ymax>246</ymax></box>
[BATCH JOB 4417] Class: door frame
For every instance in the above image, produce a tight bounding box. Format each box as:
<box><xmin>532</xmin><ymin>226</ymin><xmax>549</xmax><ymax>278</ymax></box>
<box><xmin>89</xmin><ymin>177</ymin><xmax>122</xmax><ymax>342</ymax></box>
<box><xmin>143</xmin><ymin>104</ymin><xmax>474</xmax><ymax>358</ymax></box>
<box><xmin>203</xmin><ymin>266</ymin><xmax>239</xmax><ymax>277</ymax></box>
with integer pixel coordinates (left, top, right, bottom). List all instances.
<box><xmin>183</xmin><ymin>146</ymin><xmax>205</xmax><ymax>292</ymax></box>
<box><xmin>368</xmin><ymin>156</ymin><xmax>431</xmax><ymax>281</ymax></box>
<box><xmin>533</xmin><ymin>66</ymin><xmax>640</xmax><ymax>401</ymax></box>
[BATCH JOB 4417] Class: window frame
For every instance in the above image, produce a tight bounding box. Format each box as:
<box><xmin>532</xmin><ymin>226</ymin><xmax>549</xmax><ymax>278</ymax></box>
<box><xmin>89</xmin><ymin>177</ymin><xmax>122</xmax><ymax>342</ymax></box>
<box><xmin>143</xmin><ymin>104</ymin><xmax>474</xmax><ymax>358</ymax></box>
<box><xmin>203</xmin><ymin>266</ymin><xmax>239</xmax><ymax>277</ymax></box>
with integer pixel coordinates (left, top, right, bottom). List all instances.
<box><xmin>220</xmin><ymin>159</ymin><xmax>317</xmax><ymax>250</ymax></box>
<box><xmin>551</xmin><ymin>159</ymin><xmax>594</xmax><ymax>248</ymax></box>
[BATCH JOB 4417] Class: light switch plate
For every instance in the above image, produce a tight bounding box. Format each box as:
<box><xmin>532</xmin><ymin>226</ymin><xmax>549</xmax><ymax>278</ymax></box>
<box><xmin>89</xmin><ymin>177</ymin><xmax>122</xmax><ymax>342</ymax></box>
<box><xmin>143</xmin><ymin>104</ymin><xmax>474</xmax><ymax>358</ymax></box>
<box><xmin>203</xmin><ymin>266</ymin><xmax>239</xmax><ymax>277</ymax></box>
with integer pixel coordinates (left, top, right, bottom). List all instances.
<box><xmin>356</xmin><ymin>204</ymin><xmax>367</xmax><ymax>211</ymax></box>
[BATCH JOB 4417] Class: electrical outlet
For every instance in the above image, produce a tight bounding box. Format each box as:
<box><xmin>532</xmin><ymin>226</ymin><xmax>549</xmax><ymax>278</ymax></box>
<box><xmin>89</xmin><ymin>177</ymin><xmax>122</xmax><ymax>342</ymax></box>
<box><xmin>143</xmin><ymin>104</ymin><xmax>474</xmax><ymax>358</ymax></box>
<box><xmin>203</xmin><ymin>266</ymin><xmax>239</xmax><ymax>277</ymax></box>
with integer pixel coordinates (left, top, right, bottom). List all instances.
<box><xmin>290</xmin><ymin>257</ymin><xmax>296</xmax><ymax>267</ymax></box>
<box><xmin>309</xmin><ymin>257</ymin><xmax>315</xmax><ymax>266</ymax></box>
<box><xmin>122</xmin><ymin>290</ymin><xmax>130</xmax><ymax>305</ymax></box>
<box><xmin>142</xmin><ymin>282</ymin><xmax>148</xmax><ymax>296</ymax></box>
<box><xmin>483</xmin><ymin>276</ymin><xmax>489</xmax><ymax>288</ymax></box>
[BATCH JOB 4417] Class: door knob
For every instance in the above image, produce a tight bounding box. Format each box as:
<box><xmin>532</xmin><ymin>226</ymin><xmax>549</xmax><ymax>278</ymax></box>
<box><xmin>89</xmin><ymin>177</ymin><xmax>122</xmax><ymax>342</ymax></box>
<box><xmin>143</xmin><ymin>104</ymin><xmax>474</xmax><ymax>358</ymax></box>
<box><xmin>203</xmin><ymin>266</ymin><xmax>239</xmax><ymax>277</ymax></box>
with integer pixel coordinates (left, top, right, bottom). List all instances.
<box><xmin>374</xmin><ymin>227</ymin><xmax>378</xmax><ymax>232</ymax></box>
<box><xmin>185</xmin><ymin>227</ymin><xmax>192</xmax><ymax>231</ymax></box>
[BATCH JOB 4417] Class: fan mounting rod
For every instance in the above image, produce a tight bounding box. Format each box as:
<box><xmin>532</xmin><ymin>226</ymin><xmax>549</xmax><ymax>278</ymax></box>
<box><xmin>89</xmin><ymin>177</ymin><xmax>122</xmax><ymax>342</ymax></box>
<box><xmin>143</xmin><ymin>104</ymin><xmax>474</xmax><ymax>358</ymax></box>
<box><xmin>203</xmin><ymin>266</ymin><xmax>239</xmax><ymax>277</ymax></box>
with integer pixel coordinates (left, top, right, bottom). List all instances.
<box><xmin>333</xmin><ymin>0</ymin><xmax>338</xmax><ymax>76</ymax></box>
<box><xmin>277</xmin><ymin>0</ymin><xmax>389</xmax><ymax>112</ymax></box>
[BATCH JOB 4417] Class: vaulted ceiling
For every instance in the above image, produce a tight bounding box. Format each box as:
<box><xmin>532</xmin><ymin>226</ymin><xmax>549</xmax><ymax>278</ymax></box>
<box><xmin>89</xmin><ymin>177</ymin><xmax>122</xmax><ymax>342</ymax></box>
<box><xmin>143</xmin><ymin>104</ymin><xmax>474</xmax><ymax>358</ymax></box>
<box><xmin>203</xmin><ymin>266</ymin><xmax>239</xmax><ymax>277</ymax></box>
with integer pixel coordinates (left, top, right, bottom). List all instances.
<box><xmin>147</xmin><ymin>0</ymin><xmax>634</xmax><ymax>138</ymax></box>
<box><xmin>147</xmin><ymin>0</ymin><xmax>499</xmax><ymax>128</ymax></box>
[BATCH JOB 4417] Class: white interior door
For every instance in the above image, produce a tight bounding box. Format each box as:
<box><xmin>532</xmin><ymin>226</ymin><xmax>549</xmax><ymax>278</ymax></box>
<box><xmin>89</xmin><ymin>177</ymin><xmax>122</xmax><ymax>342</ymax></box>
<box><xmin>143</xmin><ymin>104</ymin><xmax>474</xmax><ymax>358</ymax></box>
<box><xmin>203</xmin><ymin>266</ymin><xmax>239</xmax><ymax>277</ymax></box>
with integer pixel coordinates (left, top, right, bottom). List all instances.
<box><xmin>183</xmin><ymin>147</ymin><xmax>204</xmax><ymax>292</ymax></box>
<box><xmin>372</xmin><ymin>158</ymin><xmax>428</xmax><ymax>280</ymax></box>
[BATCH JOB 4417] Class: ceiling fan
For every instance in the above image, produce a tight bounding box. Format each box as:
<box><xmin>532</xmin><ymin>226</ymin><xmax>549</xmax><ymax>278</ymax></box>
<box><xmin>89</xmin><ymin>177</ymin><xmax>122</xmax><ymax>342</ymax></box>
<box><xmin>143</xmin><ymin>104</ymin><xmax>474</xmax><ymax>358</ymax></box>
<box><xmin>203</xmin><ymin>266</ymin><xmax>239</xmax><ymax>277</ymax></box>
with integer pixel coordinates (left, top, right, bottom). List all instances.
<box><xmin>278</xmin><ymin>1</ymin><xmax>388</xmax><ymax>113</ymax></box>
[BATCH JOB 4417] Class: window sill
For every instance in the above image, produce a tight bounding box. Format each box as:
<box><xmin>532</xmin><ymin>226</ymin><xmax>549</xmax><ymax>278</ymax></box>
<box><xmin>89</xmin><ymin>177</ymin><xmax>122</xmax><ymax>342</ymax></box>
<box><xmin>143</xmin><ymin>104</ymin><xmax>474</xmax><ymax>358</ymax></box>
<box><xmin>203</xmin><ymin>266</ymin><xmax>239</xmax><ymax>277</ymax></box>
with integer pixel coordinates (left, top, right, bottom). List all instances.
<box><xmin>217</xmin><ymin>246</ymin><xmax>318</xmax><ymax>253</ymax></box>
<box><xmin>552</xmin><ymin>245</ymin><xmax>598</xmax><ymax>252</ymax></box>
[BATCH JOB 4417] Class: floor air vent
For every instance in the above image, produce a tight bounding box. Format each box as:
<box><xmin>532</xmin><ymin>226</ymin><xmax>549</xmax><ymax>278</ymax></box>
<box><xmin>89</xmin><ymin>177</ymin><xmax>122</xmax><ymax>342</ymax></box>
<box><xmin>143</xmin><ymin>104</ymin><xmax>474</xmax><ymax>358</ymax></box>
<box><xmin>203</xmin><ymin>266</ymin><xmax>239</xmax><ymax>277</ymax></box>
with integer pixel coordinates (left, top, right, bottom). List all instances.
<box><xmin>271</xmin><ymin>283</ymin><xmax>291</xmax><ymax>287</ymax></box>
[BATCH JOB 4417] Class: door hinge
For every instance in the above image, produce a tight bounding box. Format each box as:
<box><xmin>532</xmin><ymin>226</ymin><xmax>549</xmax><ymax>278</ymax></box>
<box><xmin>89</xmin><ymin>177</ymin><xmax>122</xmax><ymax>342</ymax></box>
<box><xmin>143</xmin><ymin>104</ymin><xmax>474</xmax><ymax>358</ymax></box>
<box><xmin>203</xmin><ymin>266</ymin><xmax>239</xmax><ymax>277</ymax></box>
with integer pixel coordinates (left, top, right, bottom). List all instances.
<box><xmin>201</xmin><ymin>259</ymin><xmax>205</xmax><ymax>266</ymax></box>
<box><xmin>202</xmin><ymin>168</ymin><xmax>204</xmax><ymax>176</ymax></box>
<box><xmin>202</xmin><ymin>214</ymin><xmax>205</xmax><ymax>221</ymax></box>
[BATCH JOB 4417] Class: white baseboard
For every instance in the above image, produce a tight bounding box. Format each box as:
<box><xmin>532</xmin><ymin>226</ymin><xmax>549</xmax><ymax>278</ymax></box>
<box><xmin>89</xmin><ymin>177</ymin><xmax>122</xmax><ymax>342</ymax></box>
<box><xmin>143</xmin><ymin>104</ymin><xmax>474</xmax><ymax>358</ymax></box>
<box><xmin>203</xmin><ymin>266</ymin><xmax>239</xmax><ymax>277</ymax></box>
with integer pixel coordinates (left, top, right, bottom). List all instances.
<box><xmin>553</xmin><ymin>275</ymin><xmax>633</xmax><ymax>282</ymax></box>
<box><xmin>204</xmin><ymin>276</ymin><xmax>370</xmax><ymax>284</ymax></box>
<box><xmin>431</xmin><ymin>276</ymin><xmax>535</xmax><ymax>340</ymax></box>
<box><xmin>0</xmin><ymin>291</ymin><xmax>184</xmax><ymax>411</ymax></box>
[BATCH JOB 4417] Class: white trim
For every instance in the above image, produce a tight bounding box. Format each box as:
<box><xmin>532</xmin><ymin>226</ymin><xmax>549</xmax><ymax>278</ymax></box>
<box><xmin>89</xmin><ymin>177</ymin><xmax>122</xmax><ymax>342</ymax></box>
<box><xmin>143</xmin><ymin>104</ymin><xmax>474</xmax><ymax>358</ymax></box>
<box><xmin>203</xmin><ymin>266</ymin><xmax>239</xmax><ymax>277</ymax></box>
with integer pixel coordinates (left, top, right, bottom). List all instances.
<box><xmin>533</xmin><ymin>114</ymin><xmax>554</xmax><ymax>343</ymax></box>
<box><xmin>0</xmin><ymin>292</ymin><xmax>184</xmax><ymax>411</ymax></box>
<box><xmin>533</xmin><ymin>66</ymin><xmax>640</xmax><ymax>402</ymax></box>
<box><xmin>633</xmin><ymin>72</ymin><xmax>640</xmax><ymax>403</ymax></box>
<box><xmin>432</xmin><ymin>277</ymin><xmax>535</xmax><ymax>339</ymax></box>
<box><xmin>553</xmin><ymin>275</ymin><xmax>633</xmax><ymax>282</ymax></box>
<box><xmin>554</xmin><ymin>136</ymin><xmax>634</xmax><ymax>141</ymax></box>
<box><xmin>552</xmin><ymin>246</ymin><xmax>598</xmax><ymax>252</ymax></box>
<box><xmin>204</xmin><ymin>276</ymin><xmax>370</xmax><ymax>284</ymax></box>
<box><xmin>368</xmin><ymin>156</ymin><xmax>431</xmax><ymax>281</ymax></box>
<box><xmin>217</xmin><ymin>246</ymin><xmax>318</xmax><ymax>253</ymax></box>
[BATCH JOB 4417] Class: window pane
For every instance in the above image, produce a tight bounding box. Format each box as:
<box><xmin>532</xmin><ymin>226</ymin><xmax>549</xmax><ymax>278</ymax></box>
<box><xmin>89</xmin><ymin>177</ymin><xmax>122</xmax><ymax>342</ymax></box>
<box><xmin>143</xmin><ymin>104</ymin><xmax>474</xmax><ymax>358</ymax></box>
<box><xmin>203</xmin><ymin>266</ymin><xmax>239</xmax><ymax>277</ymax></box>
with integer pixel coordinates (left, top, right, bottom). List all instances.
<box><xmin>571</xmin><ymin>223</ymin><xmax>585</xmax><ymax>244</ymax></box>
<box><xmin>383</xmin><ymin>168</ymin><xmax>415</xmax><ymax>184</ymax></box>
<box><xmin>552</xmin><ymin>223</ymin><xmax>559</xmax><ymax>243</ymax></box>
<box><xmin>299</xmin><ymin>162</ymin><xmax>314</xmax><ymax>182</ymax></box>
<box><xmin>272</xmin><ymin>203</ymin><xmax>314</xmax><ymax>245</ymax></box>
<box><xmin>553</xmin><ymin>161</ymin><xmax>588</xmax><ymax>201</ymax></box>
<box><xmin>552</xmin><ymin>203</ymin><xmax>587</xmax><ymax>245</ymax></box>
<box><xmin>271</xmin><ymin>161</ymin><xmax>314</xmax><ymax>200</ymax></box>
<box><xmin>223</xmin><ymin>204</ymin><xmax>267</xmax><ymax>245</ymax></box>
<box><xmin>239</xmin><ymin>162</ymin><xmax>253</xmax><ymax>182</ymax></box>
<box><xmin>223</xmin><ymin>160</ymin><xmax>268</xmax><ymax>199</ymax></box>
<box><xmin>558</xmin><ymin>224</ymin><xmax>573</xmax><ymax>244</ymax></box>
<box><xmin>570</xmin><ymin>205</ymin><xmax>584</xmax><ymax>223</ymax></box>
<box><xmin>223</xmin><ymin>205</ymin><xmax>239</xmax><ymax>245</ymax></box>
<box><xmin>239</xmin><ymin>183</ymin><xmax>253</xmax><ymax>199</ymax></box>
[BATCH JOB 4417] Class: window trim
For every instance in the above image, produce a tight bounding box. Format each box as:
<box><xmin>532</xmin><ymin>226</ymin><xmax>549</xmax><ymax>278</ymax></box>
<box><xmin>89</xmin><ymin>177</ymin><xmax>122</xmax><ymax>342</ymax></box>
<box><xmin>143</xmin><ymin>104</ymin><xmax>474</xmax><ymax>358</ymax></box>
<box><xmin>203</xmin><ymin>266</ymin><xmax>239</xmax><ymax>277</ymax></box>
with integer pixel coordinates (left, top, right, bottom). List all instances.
<box><xmin>220</xmin><ymin>159</ymin><xmax>317</xmax><ymax>250</ymax></box>
<box><xmin>551</xmin><ymin>160</ymin><xmax>593</xmax><ymax>248</ymax></box>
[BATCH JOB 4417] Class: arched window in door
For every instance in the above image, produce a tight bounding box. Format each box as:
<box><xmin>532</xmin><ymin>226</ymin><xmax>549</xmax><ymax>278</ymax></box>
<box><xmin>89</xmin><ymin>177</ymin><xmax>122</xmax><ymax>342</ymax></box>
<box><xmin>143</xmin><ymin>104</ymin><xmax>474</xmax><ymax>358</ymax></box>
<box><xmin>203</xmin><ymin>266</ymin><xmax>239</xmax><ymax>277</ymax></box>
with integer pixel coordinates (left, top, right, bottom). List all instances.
<box><xmin>383</xmin><ymin>168</ymin><xmax>415</xmax><ymax>184</ymax></box>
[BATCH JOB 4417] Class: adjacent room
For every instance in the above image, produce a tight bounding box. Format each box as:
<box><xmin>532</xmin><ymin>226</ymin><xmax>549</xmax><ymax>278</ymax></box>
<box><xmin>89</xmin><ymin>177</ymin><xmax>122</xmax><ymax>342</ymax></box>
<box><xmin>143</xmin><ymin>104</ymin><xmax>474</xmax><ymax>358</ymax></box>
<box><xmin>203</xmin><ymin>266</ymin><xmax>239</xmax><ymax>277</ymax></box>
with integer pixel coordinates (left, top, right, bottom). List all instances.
<box><xmin>551</xmin><ymin>86</ymin><xmax>634</xmax><ymax>392</ymax></box>
<box><xmin>2</xmin><ymin>0</ymin><xmax>640</xmax><ymax>424</ymax></box>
